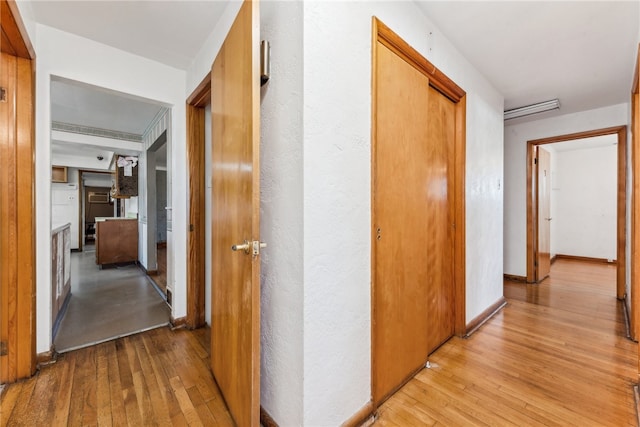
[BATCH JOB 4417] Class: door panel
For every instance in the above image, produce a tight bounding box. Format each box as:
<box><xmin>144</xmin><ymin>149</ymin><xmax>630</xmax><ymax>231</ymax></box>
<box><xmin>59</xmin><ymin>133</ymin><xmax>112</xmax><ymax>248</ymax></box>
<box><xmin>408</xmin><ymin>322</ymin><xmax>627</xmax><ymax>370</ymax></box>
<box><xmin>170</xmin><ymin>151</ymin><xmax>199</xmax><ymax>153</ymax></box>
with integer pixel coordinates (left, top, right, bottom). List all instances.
<box><xmin>372</xmin><ymin>42</ymin><xmax>455</xmax><ymax>404</ymax></box>
<box><xmin>425</xmin><ymin>85</ymin><xmax>455</xmax><ymax>352</ymax></box>
<box><xmin>0</xmin><ymin>52</ymin><xmax>35</xmax><ymax>383</ymax></box>
<box><xmin>210</xmin><ymin>1</ymin><xmax>260</xmax><ymax>426</ymax></box>
<box><xmin>537</xmin><ymin>147</ymin><xmax>551</xmax><ymax>280</ymax></box>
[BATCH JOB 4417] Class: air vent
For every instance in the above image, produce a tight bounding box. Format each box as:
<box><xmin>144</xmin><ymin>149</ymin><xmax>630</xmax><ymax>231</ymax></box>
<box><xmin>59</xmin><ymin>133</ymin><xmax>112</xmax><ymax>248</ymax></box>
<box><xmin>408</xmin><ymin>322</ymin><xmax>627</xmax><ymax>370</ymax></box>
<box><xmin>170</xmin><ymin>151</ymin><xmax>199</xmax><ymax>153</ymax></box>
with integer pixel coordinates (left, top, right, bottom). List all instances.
<box><xmin>88</xmin><ymin>192</ymin><xmax>109</xmax><ymax>203</ymax></box>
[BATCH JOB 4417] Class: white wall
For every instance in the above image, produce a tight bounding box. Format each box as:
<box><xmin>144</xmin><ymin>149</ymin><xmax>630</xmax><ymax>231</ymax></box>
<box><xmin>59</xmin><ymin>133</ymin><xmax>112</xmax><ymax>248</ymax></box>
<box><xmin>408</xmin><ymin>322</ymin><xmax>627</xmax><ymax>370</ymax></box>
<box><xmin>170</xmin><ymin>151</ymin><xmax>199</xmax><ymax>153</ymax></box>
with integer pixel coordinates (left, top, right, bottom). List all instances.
<box><xmin>31</xmin><ymin>23</ymin><xmax>186</xmax><ymax>354</ymax></box>
<box><xmin>259</xmin><ymin>2</ymin><xmax>304</xmax><ymax>425</ymax></box>
<box><xmin>302</xmin><ymin>2</ymin><xmax>504</xmax><ymax>424</ymax></box>
<box><xmin>504</xmin><ymin>103</ymin><xmax>628</xmax><ymax>277</ymax></box>
<box><xmin>551</xmin><ymin>145</ymin><xmax>617</xmax><ymax>260</ymax></box>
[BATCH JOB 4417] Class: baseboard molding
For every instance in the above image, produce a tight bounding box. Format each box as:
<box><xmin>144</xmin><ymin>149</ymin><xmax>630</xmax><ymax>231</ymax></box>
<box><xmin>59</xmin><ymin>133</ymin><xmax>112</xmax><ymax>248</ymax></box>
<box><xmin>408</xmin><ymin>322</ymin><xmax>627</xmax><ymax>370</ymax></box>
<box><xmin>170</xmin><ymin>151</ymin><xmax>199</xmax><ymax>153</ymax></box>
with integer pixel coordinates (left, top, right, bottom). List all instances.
<box><xmin>260</xmin><ymin>406</ymin><xmax>279</xmax><ymax>427</ymax></box>
<box><xmin>465</xmin><ymin>296</ymin><xmax>507</xmax><ymax>337</ymax></box>
<box><xmin>170</xmin><ymin>316</ymin><xmax>187</xmax><ymax>330</ymax></box>
<box><xmin>36</xmin><ymin>348</ymin><xmax>56</xmax><ymax>366</ymax></box>
<box><xmin>554</xmin><ymin>254</ymin><xmax>616</xmax><ymax>265</ymax></box>
<box><xmin>503</xmin><ymin>274</ymin><xmax>527</xmax><ymax>282</ymax></box>
<box><xmin>341</xmin><ymin>401</ymin><xmax>374</xmax><ymax>427</ymax></box>
<box><xmin>622</xmin><ymin>295</ymin><xmax>634</xmax><ymax>341</ymax></box>
<box><xmin>550</xmin><ymin>254</ymin><xmax>557</xmax><ymax>264</ymax></box>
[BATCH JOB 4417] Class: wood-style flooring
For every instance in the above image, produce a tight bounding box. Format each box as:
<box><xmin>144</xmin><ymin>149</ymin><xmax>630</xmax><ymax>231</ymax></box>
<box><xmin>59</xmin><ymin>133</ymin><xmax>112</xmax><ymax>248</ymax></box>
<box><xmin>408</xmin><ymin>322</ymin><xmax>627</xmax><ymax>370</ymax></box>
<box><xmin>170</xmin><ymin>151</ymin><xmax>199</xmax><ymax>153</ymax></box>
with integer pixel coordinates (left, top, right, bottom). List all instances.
<box><xmin>375</xmin><ymin>259</ymin><xmax>637</xmax><ymax>426</ymax></box>
<box><xmin>0</xmin><ymin>327</ymin><xmax>233</xmax><ymax>426</ymax></box>
<box><xmin>1</xmin><ymin>259</ymin><xmax>636</xmax><ymax>426</ymax></box>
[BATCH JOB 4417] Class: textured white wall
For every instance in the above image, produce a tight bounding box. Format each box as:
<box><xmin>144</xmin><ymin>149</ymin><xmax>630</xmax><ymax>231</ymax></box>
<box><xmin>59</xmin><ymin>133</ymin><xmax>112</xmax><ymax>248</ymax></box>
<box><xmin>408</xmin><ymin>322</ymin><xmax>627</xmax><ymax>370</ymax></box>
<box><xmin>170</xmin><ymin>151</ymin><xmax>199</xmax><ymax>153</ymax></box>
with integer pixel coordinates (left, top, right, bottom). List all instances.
<box><xmin>31</xmin><ymin>23</ymin><xmax>186</xmax><ymax>353</ymax></box>
<box><xmin>259</xmin><ymin>2</ymin><xmax>304</xmax><ymax>425</ymax></box>
<box><xmin>504</xmin><ymin>103</ymin><xmax>628</xmax><ymax>277</ymax></box>
<box><xmin>303</xmin><ymin>2</ymin><xmax>504</xmax><ymax>424</ymax></box>
<box><xmin>552</xmin><ymin>145</ymin><xmax>618</xmax><ymax>260</ymax></box>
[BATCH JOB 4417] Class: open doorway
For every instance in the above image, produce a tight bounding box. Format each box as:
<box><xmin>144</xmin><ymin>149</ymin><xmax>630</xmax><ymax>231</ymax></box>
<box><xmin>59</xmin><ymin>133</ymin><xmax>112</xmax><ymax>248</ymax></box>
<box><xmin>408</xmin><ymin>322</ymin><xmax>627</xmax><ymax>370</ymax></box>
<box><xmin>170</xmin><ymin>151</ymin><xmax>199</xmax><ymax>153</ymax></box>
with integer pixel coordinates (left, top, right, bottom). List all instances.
<box><xmin>526</xmin><ymin>127</ymin><xmax>628</xmax><ymax>330</ymax></box>
<box><xmin>49</xmin><ymin>76</ymin><xmax>171</xmax><ymax>352</ymax></box>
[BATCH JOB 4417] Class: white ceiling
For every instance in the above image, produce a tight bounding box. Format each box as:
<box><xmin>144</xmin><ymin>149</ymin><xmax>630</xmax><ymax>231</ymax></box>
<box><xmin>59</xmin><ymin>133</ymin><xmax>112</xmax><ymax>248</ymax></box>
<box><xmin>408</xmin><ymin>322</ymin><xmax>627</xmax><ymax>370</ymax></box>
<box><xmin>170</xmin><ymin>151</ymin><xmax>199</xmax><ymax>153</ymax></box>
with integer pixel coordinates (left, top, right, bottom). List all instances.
<box><xmin>51</xmin><ymin>77</ymin><xmax>165</xmax><ymax>135</ymax></box>
<box><xmin>29</xmin><ymin>1</ymin><xmax>229</xmax><ymax>70</ymax></box>
<box><xmin>27</xmin><ymin>0</ymin><xmax>640</xmax><ymax>139</ymax></box>
<box><xmin>417</xmin><ymin>1</ymin><xmax>639</xmax><ymax>119</ymax></box>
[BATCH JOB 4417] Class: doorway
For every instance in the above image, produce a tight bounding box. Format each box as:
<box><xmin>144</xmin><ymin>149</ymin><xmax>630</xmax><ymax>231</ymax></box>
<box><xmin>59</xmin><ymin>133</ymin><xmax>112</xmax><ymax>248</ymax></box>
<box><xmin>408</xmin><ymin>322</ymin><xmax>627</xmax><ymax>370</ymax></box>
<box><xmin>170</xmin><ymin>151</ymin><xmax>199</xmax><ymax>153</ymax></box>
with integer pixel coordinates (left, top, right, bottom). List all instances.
<box><xmin>49</xmin><ymin>77</ymin><xmax>171</xmax><ymax>352</ymax></box>
<box><xmin>371</xmin><ymin>18</ymin><xmax>466</xmax><ymax>406</ymax></box>
<box><xmin>526</xmin><ymin>127</ymin><xmax>627</xmax><ymax>298</ymax></box>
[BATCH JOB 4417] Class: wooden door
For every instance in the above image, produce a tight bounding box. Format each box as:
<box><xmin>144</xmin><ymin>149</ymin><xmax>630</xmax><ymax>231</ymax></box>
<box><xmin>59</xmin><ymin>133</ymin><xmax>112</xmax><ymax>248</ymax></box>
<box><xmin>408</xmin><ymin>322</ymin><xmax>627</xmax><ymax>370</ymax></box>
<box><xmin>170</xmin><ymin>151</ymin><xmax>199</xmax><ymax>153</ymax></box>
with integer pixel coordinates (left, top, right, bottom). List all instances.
<box><xmin>536</xmin><ymin>147</ymin><xmax>551</xmax><ymax>281</ymax></box>
<box><xmin>372</xmin><ymin>41</ymin><xmax>455</xmax><ymax>404</ymax></box>
<box><xmin>210</xmin><ymin>1</ymin><xmax>261</xmax><ymax>426</ymax></box>
<box><xmin>0</xmin><ymin>52</ymin><xmax>35</xmax><ymax>383</ymax></box>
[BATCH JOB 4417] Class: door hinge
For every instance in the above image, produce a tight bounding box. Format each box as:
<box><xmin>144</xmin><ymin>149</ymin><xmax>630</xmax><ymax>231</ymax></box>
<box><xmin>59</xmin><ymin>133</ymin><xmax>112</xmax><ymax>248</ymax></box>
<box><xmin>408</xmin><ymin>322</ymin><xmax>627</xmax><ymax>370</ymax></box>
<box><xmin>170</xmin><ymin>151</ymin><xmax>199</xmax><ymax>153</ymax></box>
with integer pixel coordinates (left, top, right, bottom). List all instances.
<box><xmin>189</xmin><ymin>224</ymin><xmax>194</xmax><ymax>232</ymax></box>
<box><xmin>0</xmin><ymin>87</ymin><xmax>6</xmax><ymax>103</ymax></box>
<box><xmin>534</xmin><ymin>157</ymin><xmax>538</xmax><ymax>165</ymax></box>
<box><xmin>0</xmin><ymin>341</ymin><xmax>7</xmax><ymax>356</ymax></box>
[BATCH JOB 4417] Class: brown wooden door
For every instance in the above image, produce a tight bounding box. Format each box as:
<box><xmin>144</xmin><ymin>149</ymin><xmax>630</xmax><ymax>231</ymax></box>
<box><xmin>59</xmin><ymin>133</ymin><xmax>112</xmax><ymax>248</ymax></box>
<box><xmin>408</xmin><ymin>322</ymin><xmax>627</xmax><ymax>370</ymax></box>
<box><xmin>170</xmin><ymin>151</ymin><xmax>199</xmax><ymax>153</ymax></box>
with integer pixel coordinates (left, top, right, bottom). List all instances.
<box><xmin>372</xmin><ymin>41</ymin><xmax>455</xmax><ymax>404</ymax></box>
<box><xmin>210</xmin><ymin>1</ymin><xmax>261</xmax><ymax>426</ymax></box>
<box><xmin>0</xmin><ymin>51</ymin><xmax>35</xmax><ymax>384</ymax></box>
<box><xmin>536</xmin><ymin>147</ymin><xmax>551</xmax><ymax>281</ymax></box>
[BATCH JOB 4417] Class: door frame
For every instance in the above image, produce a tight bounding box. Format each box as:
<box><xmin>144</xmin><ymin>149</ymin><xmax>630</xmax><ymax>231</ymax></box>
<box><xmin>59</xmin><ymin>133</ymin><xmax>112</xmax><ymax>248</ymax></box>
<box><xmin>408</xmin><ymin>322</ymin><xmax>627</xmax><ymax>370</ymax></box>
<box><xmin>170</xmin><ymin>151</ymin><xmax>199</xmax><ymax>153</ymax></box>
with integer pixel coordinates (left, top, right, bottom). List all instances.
<box><xmin>526</xmin><ymin>127</ymin><xmax>627</xmax><ymax>300</ymax></box>
<box><xmin>534</xmin><ymin>146</ymin><xmax>552</xmax><ymax>281</ymax></box>
<box><xmin>185</xmin><ymin>73</ymin><xmax>210</xmax><ymax>329</ymax></box>
<box><xmin>0</xmin><ymin>0</ymin><xmax>36</xmax><ymax>382</ymax></box>
<box><xmin>631</xmin><ymin>43</ymin><xmax>639</xmax><ymax>342</ymax></box>
<box><xmin>371</xmin><ymin>17</ymin><xmax>467</xmax><ymax>405</ymax></box>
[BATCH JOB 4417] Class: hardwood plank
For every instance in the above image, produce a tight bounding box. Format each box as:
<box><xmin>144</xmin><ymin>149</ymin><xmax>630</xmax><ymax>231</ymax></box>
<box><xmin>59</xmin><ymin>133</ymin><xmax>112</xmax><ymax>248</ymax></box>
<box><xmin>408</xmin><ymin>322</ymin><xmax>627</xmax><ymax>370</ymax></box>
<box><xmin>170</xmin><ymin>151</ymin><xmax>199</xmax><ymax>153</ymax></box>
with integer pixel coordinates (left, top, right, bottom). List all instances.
<box><xmin>0</xmin><ymin>382</ymin><xmax>22</xmax><ymax>426</ymax></box>
<box><xmin>169</xmin><ymin>376</ymin><xmax>202</xmax><ymax>426</ymax></box>
<box><xmin>106</xmin><ymin>340</ymin><xmax>127</xmax><ymax>427</ymax></box>
<box><xmin>3</xmin><ymin>374</ymin><xmax>36</xmax><ymax>424</ymax></box>
<box><xmin>135</xmin><ymin>333</ymin><xmax>172</xmax><ymax>425</ymax></box>
<box><xmin>51</xmin><ymin>353</ymin><xmax>76</xmax><ymax>426</ymax></box>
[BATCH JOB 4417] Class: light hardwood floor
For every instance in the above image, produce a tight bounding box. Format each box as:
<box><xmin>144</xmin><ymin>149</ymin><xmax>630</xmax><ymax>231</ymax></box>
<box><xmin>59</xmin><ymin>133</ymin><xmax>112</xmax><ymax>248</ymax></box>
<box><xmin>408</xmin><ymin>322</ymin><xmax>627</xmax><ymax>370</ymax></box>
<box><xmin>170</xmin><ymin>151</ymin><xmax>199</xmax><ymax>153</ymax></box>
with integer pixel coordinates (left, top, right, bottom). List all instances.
<box><xmin>0</xmin><ymin>327</ymin><xmax>233</xmax><ymax>426</ymax></box>
<box><xmin>375</xmin><ymin>259</ymin><xmax>637</xmax><ymax>426</ymax></box>
<box><xmin>1</xmin><ymin>259</ymin><xmax>636</xmax><ymax>426</ymax></box>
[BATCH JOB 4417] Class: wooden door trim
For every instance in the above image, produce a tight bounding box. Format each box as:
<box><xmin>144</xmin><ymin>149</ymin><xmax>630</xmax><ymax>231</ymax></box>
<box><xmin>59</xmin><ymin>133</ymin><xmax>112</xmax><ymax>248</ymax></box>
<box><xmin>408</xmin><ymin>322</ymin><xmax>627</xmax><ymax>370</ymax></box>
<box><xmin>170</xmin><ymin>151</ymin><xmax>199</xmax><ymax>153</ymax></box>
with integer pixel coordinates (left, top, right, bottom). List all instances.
<box><xmin>371</xmin><ymin>16</ymin><xmax>466</xmax><ymax>406</ymax></box>
<box><xmin>0</xmin><ymin>0</ymin><xmax>35</xmax><ymax>383</ymax></box>
<box><xmin>374</xmin><ymin>19</ymin><xmax>465</xmax><ymax>103</ymax></box>
<box><xmin>526</xmin><ymin>126</ymin><xmax>627</xmax><ymax>302</ymax></box>
<box><xmin>631</xmin><ymin>43</ymin><xmax>639</xmax><ymax>343</ymax></box>
<box><xmin>185</xmin><ymin>73</ymin><xmax>210</xmax><ymax>329</ymax></box>
<box><xmin>1</xmin><ymin>0</ymin><xmax>35</xmax><ymax>59</ymax></box>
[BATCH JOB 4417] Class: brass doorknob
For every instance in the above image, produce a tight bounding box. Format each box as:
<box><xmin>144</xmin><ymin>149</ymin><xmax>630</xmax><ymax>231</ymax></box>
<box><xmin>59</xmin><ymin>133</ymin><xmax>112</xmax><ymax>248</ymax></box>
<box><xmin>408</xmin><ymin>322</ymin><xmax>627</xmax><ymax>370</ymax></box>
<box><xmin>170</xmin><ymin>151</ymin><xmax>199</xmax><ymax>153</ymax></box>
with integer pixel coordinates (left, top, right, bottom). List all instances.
<box><xmin>231</xmin><ymin>240</ymin><xmax>267</xmax><ymax>255</ymax></box>
<box><xmin>231</xmin><ymin>240</ymin><xmax>251</xmax><ymax>254</ymax></box>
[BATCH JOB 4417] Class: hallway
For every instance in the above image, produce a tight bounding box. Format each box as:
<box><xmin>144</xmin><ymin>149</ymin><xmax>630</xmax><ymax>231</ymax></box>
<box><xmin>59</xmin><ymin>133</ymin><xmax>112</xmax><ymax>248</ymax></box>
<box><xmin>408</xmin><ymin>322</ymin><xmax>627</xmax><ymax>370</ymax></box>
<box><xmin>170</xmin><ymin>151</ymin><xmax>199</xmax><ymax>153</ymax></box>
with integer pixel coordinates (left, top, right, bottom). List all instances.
<box><xmin>53</xmin><ymin>250</ymin><xmax>170</xmax><ymax>352</ymax></box>
<box><xmin>375</xmin><ymin>259</ymin><xmax>637</xmax><ymax>426</ymax></box>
